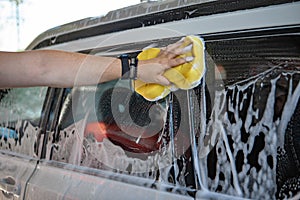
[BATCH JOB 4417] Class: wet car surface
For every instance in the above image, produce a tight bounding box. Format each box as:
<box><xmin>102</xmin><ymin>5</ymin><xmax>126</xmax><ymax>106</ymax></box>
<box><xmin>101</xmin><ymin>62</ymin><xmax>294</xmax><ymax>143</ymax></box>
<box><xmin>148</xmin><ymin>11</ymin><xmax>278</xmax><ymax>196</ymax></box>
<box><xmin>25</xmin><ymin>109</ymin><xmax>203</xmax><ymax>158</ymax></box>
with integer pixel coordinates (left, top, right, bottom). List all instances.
<box><xmin>0</xmin><ymin>0</ymin><xmax>299</xmax><ymax>199</ymax></box>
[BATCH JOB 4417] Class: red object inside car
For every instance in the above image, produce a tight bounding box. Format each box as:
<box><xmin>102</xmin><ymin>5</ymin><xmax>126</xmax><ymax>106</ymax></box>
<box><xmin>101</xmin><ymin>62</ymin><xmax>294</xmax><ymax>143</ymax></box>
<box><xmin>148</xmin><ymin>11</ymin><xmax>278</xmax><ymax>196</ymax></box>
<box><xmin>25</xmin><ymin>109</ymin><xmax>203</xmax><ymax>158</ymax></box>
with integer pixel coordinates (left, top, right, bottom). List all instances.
<box><xmin>85</xmin><ymin>122</ymin><xmax>161</xmax><ymax>153</ymax></box>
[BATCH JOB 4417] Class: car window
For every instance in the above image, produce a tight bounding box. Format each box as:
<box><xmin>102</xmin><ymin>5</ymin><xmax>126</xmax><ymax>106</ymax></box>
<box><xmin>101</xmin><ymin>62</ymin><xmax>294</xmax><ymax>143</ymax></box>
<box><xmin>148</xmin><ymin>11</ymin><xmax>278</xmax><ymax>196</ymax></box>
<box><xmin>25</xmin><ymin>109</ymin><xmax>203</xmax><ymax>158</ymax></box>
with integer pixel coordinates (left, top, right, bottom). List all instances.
<box><xmin>47</xmin><ymin>34</ymin><xmax>299</xmax><ymax>199</ymax></box>
<box><xmin>200</xmin><ymin>35</ymin><xmax>300</xmax><ymax>200</ymax></box>
<box><xmin>0</xmin><ymin>87</ymin><xmax>47</xmax><ymax>157</ymax></box>
<box><xmin>48</xmin><ymin>78</ymin><xmax>195</xmax><ymax>194</ymax></box>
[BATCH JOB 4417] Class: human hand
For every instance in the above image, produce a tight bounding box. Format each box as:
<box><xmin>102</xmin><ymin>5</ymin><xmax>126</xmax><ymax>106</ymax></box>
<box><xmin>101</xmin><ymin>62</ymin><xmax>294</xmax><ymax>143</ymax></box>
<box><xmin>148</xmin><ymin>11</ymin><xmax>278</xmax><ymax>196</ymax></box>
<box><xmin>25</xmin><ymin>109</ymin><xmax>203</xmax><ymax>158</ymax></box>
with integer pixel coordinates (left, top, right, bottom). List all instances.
<box><xmin>137</xmin><ymin>39</ymin><xmax>193</xmax><ymax>86</ymax></box>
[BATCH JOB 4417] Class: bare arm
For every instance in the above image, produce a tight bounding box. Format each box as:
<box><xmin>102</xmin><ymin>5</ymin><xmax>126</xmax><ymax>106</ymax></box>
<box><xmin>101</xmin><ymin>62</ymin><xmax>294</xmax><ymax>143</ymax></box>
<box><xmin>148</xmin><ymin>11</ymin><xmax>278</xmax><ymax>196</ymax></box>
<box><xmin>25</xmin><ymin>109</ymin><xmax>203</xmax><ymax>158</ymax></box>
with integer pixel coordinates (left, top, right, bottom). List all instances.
<box><xmin>0</xmin><ymin>40</ymin><xmax>188</xmax><ymax>88</ymax></box>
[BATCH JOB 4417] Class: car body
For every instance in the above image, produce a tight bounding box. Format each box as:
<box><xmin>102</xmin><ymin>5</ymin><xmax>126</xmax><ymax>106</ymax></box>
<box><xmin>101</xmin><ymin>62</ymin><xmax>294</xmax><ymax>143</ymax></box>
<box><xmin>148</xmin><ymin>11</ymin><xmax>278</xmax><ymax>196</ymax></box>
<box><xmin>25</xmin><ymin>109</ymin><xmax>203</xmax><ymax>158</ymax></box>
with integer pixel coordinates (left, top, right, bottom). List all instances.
<box><xmin>0</xmin><ymin>0</ymin><xmax>299</xmax><ymax>199</ymax></box>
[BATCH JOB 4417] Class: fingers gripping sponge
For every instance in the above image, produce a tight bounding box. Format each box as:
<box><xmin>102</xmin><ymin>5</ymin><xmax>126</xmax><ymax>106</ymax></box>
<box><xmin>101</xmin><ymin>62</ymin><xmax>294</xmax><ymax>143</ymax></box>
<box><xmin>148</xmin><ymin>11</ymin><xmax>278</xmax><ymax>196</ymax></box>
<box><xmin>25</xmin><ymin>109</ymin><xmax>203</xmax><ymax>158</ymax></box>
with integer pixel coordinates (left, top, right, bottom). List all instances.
<box><xmin>135</xmin><ymin>35</ymin><xmax>205</xmax><ymax>101</ymax></box>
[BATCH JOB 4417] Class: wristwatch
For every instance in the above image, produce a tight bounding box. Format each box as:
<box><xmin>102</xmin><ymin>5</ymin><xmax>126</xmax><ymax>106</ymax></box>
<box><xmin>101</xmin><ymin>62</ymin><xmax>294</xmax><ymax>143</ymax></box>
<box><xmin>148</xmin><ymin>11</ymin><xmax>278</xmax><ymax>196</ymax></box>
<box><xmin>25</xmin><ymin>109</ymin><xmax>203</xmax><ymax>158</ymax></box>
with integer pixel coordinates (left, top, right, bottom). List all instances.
<box><xmin>119</xmin><ymin>54</ymin><xmax>138</xmax><ymax>80</ymax></box>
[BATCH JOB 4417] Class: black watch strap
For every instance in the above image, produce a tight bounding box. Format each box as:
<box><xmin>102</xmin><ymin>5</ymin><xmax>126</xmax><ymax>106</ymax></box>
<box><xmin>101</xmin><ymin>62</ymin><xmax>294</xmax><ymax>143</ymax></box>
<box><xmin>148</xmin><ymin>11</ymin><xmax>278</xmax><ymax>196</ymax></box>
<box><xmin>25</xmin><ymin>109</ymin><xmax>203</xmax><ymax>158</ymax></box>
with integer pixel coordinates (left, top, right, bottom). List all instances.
<box><xmin>119</xmin><ymin>54</ymin><xmax>130</xmax><ymax>79</ymax></box>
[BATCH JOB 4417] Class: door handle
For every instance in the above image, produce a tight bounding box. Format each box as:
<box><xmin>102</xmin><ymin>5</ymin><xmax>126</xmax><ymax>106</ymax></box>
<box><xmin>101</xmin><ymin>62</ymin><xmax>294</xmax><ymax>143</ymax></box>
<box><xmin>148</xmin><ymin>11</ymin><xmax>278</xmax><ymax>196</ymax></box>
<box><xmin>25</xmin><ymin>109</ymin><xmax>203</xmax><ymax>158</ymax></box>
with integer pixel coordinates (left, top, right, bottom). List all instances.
<box><xmin>0</xmin><ymin>176</ymin><xmax>21</xmax><ymax>198</ymax></box>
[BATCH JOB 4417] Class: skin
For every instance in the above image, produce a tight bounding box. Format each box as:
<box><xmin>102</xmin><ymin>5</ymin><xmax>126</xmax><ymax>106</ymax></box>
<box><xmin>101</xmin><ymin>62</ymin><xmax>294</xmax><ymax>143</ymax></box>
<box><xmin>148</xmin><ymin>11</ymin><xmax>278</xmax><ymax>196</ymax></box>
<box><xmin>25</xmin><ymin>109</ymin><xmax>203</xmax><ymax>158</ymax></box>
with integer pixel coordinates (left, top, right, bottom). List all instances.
<box><xmin>0</xmin><ymin>39</ymin><xmax>190</xmax><ymax>89</ymax></box>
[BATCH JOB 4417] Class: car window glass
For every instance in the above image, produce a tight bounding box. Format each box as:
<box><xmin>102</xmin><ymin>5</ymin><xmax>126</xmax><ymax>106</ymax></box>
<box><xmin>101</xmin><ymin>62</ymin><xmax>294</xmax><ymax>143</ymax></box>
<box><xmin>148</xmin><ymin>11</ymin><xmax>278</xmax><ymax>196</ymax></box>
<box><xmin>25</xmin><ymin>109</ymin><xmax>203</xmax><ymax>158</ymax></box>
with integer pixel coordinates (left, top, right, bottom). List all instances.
<box><xmin>201</xmin><ymin>35</ymin><xmax>300</xmax><ymax>199</ymax></box>
<box><xmin>0</xmin><ymin>87</ymin><xmax>47</xmax><ymax>157</ymax></box>
<box><xmin>49</xmin><ymin>79</ymin><xmax>194</xmax><ymax>193</ymax></box>
<box><xmin>49</xmin><ymin>35</ymin><xmax>299</xmax><ymax>199</ymax></box>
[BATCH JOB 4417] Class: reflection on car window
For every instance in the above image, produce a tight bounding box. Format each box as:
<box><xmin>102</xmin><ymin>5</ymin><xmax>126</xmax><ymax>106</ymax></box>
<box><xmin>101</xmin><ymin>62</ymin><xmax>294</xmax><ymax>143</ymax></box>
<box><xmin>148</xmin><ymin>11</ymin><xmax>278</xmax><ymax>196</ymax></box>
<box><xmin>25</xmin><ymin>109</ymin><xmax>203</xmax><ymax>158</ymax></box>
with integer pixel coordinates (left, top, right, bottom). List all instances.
<box><xmin>50</xmin><ymin>81</ymin><xmax>193</xmax><ymax>193</ymax></box>
<box><xmin>50</xmin><ymin>35</ymin><xmax>299</xmax><ymax>199</ymax></box>
<box><xmin>0</xmin><ymin>87</ymin><xmax>47</xmax><ymax>157</ymax></box>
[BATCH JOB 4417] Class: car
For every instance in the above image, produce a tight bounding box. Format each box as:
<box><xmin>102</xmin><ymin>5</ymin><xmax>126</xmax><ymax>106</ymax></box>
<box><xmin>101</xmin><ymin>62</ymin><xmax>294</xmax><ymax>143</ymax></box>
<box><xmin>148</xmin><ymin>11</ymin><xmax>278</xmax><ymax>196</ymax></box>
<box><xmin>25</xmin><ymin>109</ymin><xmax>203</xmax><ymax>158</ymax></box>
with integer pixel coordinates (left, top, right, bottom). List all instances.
<box><xmin>0</xmin><ymin>0</ymin><xmax>299</xmax><ymax>199</ymax></box>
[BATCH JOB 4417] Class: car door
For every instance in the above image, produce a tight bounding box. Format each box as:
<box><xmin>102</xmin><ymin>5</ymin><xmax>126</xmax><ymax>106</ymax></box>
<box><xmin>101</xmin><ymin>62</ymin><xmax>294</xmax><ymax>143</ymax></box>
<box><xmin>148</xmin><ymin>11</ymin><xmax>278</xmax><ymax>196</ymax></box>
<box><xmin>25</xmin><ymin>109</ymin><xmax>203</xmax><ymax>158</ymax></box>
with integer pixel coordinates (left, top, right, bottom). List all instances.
<box><xmin>23</xmin><ymin>1</ymin><xmax>299</xmax><ymax>200</ymax></box>
<box><xmin>24</xmin><ymin>82</ymin><xmax>195</xmax><ymax>199</ymax></box>
<box><xmin>0</xmin><ymin>87</ymin><xmax>48</xmax><ymax>199</ymax></box>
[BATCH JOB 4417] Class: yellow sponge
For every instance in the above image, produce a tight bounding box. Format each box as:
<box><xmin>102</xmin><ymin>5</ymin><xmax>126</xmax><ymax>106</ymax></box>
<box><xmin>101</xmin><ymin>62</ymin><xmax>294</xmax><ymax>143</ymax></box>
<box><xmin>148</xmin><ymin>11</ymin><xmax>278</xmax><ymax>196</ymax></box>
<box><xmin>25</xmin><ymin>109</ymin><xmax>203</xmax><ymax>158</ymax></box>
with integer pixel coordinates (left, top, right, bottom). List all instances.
<box><xmin>135</xmin><ymin>35</ymin><xmax>205</xmax><ymax>101</ymax></box>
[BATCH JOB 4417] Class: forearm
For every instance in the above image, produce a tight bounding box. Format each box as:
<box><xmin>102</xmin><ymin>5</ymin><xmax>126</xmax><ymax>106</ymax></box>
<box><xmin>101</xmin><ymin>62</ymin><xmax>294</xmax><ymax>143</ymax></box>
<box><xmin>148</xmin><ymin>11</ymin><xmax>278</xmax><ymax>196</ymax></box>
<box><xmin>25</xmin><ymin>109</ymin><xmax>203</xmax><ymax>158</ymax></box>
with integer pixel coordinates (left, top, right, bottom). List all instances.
<box><xmin>37</xmin><ymin>50</ymin><xmax>122</xmax><ymax>87</ymax></box>
<box><xmin>0</xmin><ymin>50</ymin><xmax>122</xmax><ymax>88</ymax></box>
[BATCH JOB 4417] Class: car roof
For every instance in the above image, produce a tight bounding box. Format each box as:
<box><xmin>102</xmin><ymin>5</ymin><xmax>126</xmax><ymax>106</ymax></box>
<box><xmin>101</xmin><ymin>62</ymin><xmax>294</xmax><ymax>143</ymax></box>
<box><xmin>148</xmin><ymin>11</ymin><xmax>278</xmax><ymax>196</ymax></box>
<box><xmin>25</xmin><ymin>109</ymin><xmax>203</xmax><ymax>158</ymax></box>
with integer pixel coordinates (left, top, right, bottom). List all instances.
<box><xmin>26</xmin><ymin>0</ymin><xmax>299</xmax><ymax>53</ymax></box>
